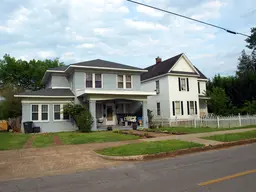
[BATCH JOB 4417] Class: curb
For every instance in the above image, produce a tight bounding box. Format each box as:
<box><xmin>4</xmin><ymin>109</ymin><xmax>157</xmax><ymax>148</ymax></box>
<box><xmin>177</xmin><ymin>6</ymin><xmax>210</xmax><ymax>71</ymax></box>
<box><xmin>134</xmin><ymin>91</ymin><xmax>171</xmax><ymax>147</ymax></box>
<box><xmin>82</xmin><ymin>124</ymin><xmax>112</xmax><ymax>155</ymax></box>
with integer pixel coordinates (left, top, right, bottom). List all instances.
<box><xmin>96</xmin><ymin>138</ymin><xmax>256</xmax><ymax>161</ymax></box>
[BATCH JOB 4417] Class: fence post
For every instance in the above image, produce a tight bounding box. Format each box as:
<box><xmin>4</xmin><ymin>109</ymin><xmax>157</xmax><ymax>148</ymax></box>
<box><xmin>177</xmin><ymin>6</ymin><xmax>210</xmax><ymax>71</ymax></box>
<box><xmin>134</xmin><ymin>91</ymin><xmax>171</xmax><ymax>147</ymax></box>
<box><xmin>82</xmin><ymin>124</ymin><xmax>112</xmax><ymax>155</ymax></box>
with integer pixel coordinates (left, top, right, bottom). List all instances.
<box><xmin>217</xmin><ymin>116</ymin><xmax>220</xmax><ymax>128</ymax></box>
<box><xmin>238</xmin><ymin>113</ymin><xmax>242</xmax><ymax>127</ymax></box>
<box><xmin>194</xmin><ymin>118</ymin><xmax>197</xmax><ymax>128</ymax></box>
<box><xmin>161</xmin><ymin>116</ymin><xmax>163</xmax><ymax>127</ymax></box>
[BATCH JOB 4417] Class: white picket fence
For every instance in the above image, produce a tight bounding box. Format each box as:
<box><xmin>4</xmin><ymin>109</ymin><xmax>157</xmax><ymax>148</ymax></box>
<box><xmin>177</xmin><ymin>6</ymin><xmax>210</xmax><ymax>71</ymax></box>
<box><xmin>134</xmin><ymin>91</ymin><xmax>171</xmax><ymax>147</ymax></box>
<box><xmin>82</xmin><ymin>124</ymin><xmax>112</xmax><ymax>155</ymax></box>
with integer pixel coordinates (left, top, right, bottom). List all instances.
<box><xmin>152</xmin><ymin>114</ymin><xmax>256</xmax><ymax>128</ymax></box>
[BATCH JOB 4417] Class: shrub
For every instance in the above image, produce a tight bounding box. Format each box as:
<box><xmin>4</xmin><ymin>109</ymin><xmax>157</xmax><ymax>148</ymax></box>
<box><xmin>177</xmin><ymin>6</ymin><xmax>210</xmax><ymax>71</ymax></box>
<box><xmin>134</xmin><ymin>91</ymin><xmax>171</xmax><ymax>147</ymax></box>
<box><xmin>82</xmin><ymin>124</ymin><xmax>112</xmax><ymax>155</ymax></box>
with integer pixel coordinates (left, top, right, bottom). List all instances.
<box><xmin>64</xmin><ymin>103</ymin><xmax>93</xmax><ymax>132</ymax></box>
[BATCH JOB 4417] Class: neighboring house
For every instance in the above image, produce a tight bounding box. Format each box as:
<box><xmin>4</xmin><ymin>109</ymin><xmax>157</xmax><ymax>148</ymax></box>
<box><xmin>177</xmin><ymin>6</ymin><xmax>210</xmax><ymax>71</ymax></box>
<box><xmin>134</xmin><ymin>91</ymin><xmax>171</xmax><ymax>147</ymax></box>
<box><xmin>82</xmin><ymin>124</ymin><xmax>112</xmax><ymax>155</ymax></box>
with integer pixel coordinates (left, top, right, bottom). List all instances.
<box><xmin>141</xmin><ymin>53</ymin><xmax>209</xmax><ymax>121</ymax></box>
<box><xmin>15</xmin><ymin>59</ymin><xmax>155</xmax><ymax>133</ymax></box>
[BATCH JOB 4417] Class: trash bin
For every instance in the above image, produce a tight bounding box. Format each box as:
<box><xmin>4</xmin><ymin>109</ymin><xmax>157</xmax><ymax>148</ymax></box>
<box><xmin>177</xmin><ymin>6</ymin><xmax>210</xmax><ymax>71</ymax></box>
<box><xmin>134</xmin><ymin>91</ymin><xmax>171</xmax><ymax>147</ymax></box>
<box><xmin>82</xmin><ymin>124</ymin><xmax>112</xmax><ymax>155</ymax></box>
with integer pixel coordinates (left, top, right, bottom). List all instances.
<box><xmin>23</xmin><ymin>121</ymin><xmax>33</xmax><ymax>134</ymax></box>
<box><xmin>33</xmin><ymin>126</ymin><xmax>40</xmax><ymax>133</ymax></box>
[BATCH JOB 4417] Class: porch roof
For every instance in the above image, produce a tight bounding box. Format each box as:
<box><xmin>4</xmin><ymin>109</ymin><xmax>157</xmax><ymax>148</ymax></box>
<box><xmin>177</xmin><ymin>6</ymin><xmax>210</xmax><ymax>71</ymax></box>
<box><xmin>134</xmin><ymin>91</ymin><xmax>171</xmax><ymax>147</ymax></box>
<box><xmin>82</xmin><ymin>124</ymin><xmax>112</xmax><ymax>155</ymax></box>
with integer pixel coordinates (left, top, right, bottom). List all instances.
<box><xmin>199</xmin><ymin>96</ymin><xmax>210</xmax><ymax>100</ymax></box>
<box><xmin>77</xmin><ymin>89</ymin><xmax>156</xmax><ymax>97</ymax></box>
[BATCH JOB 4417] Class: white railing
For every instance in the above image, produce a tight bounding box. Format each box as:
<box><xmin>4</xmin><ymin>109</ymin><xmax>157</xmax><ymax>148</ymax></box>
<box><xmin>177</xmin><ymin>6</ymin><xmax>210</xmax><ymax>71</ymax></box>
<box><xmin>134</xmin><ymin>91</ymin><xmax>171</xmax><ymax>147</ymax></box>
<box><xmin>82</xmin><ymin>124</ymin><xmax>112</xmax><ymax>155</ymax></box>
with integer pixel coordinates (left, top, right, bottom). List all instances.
<box><xmin>152</xmin><ymin>114</ymin><xmax>256</xmax><ymax>128</ymax></box>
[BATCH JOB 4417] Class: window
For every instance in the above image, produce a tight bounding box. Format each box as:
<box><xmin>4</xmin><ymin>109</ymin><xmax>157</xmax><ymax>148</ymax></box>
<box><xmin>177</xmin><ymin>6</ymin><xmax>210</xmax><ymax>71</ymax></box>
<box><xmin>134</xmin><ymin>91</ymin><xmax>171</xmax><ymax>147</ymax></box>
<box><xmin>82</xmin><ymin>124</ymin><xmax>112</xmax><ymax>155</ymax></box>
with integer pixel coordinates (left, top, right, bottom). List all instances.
<box><xmin>190</xmin><ymin>101</ymin><xmax>195</xmax><ymax>115</ymax></box>
<box><xmin>157</xmin><ymin>102</ymin><xmax>161</xmax><ymax>116</ymax></box>
<box><xmin>156</xmin><ymin>80</ymin><xmax>160</xmax><ymax>93</ymax></box>
<box><xmin>86</xmin><ymin>73</ymin><xmax>93</xmax><ymax>88</ymax></box>
<box><xmin>41</xmin><ymin>105</ymin><xmax>48</xmax><ymax>120</ymax></box>
<box><xmin>180</xmin><ymin>78</ymin><xmax>186</xmax><ymax>91</ymax></box>
<box><xmin>54</xmin><ymin>104</ymin><xmax>70</xmax><ymax>121</ymax></box>
<box><xmin>117</xmin><ymin>75</ymin><xmax>124</xmax><ymax>88</ymax></box>
<box><xmin>54</xmin><ymin>105</ymin><xmax>61</xmax><ymax>120</ymax></box>
<box><xmin>175</xmin><ymin>101</ymin><xmax>181</xmax><ymax>115</ymax></box>
<box><xmin>126</xmin><ymin>75</ymin><xmax>132</xmax><ymax>88</ymax></box>
<box><xmin>117</xmin><ymin>75</ymin><xmax>133</xmax><ymax>89</ymax></box>
<box><xmin>179</xmin><ymin>77</ymin><xmax>189</xmax><ymax>91</ymax></box>
<box><xmin>188</xmin><ymin>101</ymin><xmax>197</xmax><ymax>115</ymax></box>
<box><xmin>95</xmin><ymin>74</ymin><xmax>102</xmax><ymax>88</ymax></box>
<box><xmin>32</xmin><ymin>105</ymin><xmax>39</xmax><ymax>121</ymax></box>
<box><xmin>31</xmin><ymin>104</ymin><xmax>49</xmax><ymax>121</ymax></box>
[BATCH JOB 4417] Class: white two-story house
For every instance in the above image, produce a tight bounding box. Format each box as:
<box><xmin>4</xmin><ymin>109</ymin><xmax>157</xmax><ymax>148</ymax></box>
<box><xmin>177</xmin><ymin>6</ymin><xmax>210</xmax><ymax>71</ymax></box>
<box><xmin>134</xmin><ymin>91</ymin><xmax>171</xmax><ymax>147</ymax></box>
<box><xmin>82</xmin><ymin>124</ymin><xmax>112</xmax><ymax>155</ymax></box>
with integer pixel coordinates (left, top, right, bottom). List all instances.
<box><xmin>15</xmin><ymin>59</ymin><xmax>155</xmax><ymax>133</ymax></box>
<box><xmin>141</xmin><ymin>53</ymin><xmax>209</xmax><ymax>122</ymax></box>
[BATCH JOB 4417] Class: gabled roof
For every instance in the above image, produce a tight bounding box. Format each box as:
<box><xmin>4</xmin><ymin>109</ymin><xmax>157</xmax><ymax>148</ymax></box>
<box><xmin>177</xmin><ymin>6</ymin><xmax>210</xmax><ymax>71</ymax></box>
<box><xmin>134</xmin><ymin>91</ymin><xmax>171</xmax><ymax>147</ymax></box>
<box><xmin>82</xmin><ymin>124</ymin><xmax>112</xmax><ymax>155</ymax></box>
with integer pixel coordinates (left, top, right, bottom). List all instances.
<box><xmin>141</xmin><ymin>53</ymin><xmax>208</xmax><ymax>81</ymax></box>
<box><xmin>14</xmin><ymin>88</ymin><xmax>75</xmax><ymax>98</ymax></box>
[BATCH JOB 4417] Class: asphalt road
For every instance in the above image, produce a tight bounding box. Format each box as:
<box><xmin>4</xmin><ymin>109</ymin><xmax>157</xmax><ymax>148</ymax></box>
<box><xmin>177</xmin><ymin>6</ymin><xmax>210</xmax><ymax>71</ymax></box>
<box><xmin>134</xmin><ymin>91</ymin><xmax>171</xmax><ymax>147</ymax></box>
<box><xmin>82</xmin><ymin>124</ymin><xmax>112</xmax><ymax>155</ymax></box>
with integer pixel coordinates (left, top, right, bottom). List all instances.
<box><xmin>1</xmin><ymin>144</ymin><xmax>256</xmax><ymax>192</ymax></box>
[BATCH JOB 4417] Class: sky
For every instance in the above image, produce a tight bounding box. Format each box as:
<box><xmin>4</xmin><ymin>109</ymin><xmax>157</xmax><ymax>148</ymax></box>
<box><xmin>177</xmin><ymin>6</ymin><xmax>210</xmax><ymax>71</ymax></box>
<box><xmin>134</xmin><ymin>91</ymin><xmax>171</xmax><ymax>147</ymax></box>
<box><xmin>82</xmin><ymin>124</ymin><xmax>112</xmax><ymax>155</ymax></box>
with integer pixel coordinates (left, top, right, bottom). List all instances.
<box><xmin>0</xmin><ymin>0</ymin><xmax>255</xmax><ymax>78</ymax></box>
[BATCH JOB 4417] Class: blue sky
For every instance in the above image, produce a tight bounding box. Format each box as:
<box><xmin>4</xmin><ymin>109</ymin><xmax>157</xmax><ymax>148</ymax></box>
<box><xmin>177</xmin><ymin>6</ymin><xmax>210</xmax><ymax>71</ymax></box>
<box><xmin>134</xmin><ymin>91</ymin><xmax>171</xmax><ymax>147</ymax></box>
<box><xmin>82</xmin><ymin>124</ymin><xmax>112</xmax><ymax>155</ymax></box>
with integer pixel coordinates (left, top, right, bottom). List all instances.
<box><xmin>0</xmin><ymin>0</ymin><xmax>255</xmax><ymax>78</ymax></box>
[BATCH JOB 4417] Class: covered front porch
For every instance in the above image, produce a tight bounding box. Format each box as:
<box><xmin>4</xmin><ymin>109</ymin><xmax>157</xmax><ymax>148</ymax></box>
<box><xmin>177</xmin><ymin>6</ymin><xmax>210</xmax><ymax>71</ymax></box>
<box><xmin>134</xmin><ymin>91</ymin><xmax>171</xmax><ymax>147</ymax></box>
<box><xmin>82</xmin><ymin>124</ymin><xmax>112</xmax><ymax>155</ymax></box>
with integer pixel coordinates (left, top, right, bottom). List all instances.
<box><xmin>77</xmin><ymin>90</ymin><xmax>155</xmax><ymax>131</ymax></box>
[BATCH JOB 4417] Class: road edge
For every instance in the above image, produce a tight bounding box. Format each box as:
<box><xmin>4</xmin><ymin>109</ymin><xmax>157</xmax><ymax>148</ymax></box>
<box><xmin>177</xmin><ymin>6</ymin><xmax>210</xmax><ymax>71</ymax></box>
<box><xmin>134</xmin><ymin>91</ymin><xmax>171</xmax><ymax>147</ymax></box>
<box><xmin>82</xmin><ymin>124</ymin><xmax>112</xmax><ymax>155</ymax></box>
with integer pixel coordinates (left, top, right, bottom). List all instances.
<box><xmin>96</xmin><ymin>138</ymin><xmax>256</xmax><ymax>161</ymax></box>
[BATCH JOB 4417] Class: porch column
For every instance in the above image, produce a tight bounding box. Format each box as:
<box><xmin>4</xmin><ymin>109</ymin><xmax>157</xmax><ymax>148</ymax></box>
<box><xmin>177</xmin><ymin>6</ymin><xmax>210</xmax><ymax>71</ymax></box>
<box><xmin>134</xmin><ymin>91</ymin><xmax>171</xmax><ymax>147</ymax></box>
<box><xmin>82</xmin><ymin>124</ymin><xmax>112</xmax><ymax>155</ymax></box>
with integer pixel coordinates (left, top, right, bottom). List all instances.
<box><xmin>89</xmin><ymin>100</ymin><xmax>97</xmax><ymax>131</ymax></box>
<box><xmin>142</xmin><ymin>100</ymin><xmax>148</xmax><ymax>128</ymax></box>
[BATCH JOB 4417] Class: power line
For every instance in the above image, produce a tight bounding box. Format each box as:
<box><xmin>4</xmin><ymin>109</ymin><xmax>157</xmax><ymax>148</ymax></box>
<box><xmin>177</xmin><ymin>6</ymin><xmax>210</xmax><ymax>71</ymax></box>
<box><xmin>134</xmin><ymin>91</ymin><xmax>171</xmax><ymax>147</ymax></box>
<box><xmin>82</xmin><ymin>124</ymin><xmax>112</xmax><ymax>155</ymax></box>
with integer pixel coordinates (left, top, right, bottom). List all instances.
<box><xmin>126</xmin><ymin>0</ymin><xmax>250</xmax><ymax>37</ymax></box>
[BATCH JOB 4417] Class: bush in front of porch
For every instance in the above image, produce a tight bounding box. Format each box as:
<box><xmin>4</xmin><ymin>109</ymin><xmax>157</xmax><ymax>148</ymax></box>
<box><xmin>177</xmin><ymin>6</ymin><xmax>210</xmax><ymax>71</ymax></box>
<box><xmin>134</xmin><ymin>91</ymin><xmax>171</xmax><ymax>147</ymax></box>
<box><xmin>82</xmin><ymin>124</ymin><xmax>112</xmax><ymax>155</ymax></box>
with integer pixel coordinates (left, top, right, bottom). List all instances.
<box><xmin>64</xmin><ymin>103</ymin><xmax>93</xmax><ymax>132</ymax></box>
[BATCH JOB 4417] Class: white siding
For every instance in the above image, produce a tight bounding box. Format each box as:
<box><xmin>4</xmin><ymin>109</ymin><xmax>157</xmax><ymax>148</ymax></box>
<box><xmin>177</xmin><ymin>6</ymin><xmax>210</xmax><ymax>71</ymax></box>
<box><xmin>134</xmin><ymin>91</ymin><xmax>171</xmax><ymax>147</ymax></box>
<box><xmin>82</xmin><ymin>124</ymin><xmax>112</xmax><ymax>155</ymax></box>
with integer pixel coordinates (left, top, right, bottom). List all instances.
<box><xmin>169</xmin><ymin>76</ymin><xmax>199</xmax><ymax>119</ymax></box>
<box><xmin>141</xmin><ymin>76</ymin><xmax>170</xmax><ymax>119</ymax></box>
<box><xmin>171</xmin><ymin>57</ymin><xmax>194</xmax><ymax>72</ymax></box>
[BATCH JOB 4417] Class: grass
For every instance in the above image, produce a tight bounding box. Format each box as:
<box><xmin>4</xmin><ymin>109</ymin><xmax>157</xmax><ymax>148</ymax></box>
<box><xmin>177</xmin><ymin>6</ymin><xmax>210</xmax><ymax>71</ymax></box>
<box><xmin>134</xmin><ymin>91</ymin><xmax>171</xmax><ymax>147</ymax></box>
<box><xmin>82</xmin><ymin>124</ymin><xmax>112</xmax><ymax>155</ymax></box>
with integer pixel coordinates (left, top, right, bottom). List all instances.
<box><xmin>57</xmin><ymin>132</ymin><xmax>140</xmax><ymax>145</ymax></box>
<box><xmin>0</xmin><ymin>132</ymin><xmax>30</xmax><ymax>150</ymax></box>
<box><xmin>32</xmin><ymin>134</ymin><xmax>54</xmax><ymax>148</ymax></box>
<box><xmin>202</xmin><ymin>130</ymin><xmax>256</xmax><ymax>142</ymax></box>
<box><xmin>152</xmin><ymin>125</ymin><xmax>256</xmax><ymax>134</ymax></box>
<box><xmin>97</xmin><ymin>140</ymin><xmax>204</xmax><ymax>156</ymax></box>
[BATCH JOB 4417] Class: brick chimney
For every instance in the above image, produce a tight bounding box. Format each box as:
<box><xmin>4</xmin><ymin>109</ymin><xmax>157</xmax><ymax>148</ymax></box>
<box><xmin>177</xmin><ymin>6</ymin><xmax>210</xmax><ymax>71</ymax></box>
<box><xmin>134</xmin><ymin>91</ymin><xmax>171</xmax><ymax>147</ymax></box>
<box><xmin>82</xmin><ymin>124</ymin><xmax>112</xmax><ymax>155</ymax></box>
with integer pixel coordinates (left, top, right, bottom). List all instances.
<box><xmin>156</xmin><ymin>56</ymin><xmax>162</xmax><ymax>64</ymax></box>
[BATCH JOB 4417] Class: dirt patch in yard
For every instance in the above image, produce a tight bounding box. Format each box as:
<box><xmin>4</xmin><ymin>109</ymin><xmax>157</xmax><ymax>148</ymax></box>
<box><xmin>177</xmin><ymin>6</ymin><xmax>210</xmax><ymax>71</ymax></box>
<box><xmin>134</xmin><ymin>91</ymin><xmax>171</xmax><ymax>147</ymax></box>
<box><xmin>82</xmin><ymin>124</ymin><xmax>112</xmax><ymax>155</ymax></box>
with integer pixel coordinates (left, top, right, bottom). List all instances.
<box><xmin>23</xmin><ymin>135</ymin><xmax>35</xmax><ymax>149</ymax></box>
<box><xmin>121</xmin><ymin>130</ymin><xmax>167</xmax><ymax>138</ymax></box>
<box><xmin>53</xmin><ymin>135</ymin><xmax>63</xmax><ymax>145</ymax></box>
<box><xmin>0</xmin><ymin>144</ymin><xmax>127</xmax><ymax>181</ymax></box>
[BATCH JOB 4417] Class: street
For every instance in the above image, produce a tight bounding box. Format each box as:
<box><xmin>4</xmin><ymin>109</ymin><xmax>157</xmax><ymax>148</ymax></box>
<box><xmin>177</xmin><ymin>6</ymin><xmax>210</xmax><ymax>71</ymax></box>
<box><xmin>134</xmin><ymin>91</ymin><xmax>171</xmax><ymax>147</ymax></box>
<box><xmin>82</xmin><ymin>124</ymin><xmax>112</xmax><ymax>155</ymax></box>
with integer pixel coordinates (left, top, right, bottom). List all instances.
<box><xmin>1</xmin><ymin>143</ymin><xmax>256</xmax><ymax>192</ymax></box>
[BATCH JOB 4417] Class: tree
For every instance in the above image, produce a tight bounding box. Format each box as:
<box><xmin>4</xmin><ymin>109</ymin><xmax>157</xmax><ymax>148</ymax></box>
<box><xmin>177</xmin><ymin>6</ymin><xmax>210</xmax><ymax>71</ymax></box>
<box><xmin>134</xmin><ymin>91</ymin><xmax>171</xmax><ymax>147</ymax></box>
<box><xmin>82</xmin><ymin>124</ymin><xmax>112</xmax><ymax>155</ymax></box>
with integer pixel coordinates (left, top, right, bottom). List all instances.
<box><xmin>0</xmin><ymin>83</ymin><xmax>23</xmax><ymax>119</ymax></box>
<box><xmin>246</xmin><ymin>27</ymin><xmax>256</xmax><ymax>50</ymax></box>
<box><xmin>0</xmin><ymin>54</ymin><xmax>64</xmax><ymax>91</ymax></box>
<box><xmin>236</xmin><ymin>50</ymin><xmax>254</xmax><ymax>76</ymax></box>
<box><xmin>208</xmin><ymin>87</ymin><xmax>229</xmax><ymax>116</ymax></box>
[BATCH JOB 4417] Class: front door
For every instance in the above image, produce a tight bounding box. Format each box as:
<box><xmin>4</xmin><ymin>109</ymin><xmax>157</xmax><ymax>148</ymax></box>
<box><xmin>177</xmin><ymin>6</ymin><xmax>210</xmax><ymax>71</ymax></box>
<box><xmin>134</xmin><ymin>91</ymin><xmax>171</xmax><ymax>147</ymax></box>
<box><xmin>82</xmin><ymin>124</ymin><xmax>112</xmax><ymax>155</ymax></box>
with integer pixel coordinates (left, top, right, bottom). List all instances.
<box><xmin>106</xmin><ymin>104</ymin><xmax>115</xmax><ymax>125</ymax></box>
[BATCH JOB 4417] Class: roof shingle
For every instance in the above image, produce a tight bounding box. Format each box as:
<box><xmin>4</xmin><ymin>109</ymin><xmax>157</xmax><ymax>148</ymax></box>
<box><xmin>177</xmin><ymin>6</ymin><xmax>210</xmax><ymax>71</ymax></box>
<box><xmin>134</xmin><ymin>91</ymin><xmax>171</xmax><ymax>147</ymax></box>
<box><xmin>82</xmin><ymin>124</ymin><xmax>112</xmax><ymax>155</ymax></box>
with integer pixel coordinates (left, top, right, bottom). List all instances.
<box><xmin>141</xmin><ymin>53</ymin><xmax>208</xmax><ymax>81</ymax></box>
<box><xmin>16</xmin><ymin>88</ymin><xmax>75</xmax><ymax>97</ymax></box>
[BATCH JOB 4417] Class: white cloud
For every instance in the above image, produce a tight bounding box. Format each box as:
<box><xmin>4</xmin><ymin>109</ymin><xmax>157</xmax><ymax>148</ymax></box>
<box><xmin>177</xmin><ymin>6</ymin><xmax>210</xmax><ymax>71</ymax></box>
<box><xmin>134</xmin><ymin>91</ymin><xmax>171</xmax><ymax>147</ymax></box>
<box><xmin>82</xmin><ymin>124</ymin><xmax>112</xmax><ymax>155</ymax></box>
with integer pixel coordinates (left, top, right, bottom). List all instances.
<box><xmin>125</xmin><ymin>19</ymin><xmax>168</xmax><ymax>31</ymax></box>
<box><xmin>0</xmin><ymin>0</ymin><xmax>254</xmax><ymax>78</ymax></box>
<box><xmin>37</xmin><ymin>51</ymin><xmax>56</xmax><ymax>59</ymax></box>
<box><xmin>136</xmin><ymin>5</ymin><xmax>164</xmax><ymax>17</ymax></box>
<box><xmin>76</xmin><ymin>43</ymin><xmax>96</xmax><ymax>49</ymax></box>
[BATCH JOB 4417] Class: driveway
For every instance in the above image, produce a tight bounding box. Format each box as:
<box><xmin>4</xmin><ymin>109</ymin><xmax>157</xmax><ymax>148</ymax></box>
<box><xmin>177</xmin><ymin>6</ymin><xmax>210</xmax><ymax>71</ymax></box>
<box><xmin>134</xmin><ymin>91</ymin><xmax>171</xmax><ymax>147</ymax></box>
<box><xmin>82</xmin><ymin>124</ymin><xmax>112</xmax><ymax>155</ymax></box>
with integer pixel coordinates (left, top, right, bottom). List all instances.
<box><xmin>0</xmin><ymin>140</ymin><xmax>139</xmax><ymax>181</ymax></box>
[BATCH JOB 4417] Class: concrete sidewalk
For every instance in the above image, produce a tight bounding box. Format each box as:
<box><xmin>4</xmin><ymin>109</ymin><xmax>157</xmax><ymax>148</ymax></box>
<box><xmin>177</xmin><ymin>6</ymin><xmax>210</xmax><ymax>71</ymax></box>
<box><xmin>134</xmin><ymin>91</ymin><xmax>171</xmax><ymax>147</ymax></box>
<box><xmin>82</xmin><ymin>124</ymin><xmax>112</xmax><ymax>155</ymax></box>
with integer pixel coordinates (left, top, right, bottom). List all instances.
<box><xmin>140</xmin><ymin>128</ymin><xmax>256</xmax><ymax>145</ymax></box>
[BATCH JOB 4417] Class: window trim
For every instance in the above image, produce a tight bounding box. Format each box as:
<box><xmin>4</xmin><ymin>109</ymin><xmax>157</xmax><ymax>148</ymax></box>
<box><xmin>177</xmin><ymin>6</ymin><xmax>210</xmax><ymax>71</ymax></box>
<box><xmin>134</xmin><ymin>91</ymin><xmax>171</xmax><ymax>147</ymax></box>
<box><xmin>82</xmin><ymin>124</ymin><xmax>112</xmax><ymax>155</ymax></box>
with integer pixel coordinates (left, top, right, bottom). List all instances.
<box><xmin>30</xmin><ymin>104</ymin><xmax>49</xmax><ymax>122</ymax></box>
<box><xmin>157</xmin><ymin>102</ymin><xmax>161</xmax><ymax>116</ymax></box>
<box><xmin>53</xmin><ymin>104</ymin><xmax>70</xmax><ymax>121</ymax></box>
<box><xmin>188</xmin><ymin>101</ymin><xmax>198</xmax><ymax>115</ymax></box>
<box><xmin>174</xmin><ymin>101</ymin><xmax>182</xmax><ymax>116</ymax></box>
<box><xmin>156</xmin><ymin>80</ymin><xmax>160</xmax><ymax>94</ymax></box>
<box><xmin>85</xmin><ymin>73</ymin><xmax>103</xmax><ymax>88</ymax></box>
<box><xmin>180</xmin><ymin>78</ymin><xmax>187</xmax><ymax>91</ymax></box>
<box><xmin>116</xmin><ymin>74</ymin><xmax>133</xmax><ymax>89</ymax></box>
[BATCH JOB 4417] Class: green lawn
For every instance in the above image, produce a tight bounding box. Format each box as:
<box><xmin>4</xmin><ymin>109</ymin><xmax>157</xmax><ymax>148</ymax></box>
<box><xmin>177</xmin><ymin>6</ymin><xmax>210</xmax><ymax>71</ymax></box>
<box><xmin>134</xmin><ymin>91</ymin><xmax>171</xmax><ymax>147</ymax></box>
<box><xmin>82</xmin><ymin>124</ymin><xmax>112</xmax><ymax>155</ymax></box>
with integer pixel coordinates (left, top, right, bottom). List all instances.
<box><xmin>32</xmin><ymin>134</ymin><xmax>55</xmax><ymax>148</ymax></box>
<box><xmin>0</xmin><ymin>133</ymin><xmax>30</xmax><ymax>150</ymax></box>
<box><xmin>153</xmin><ymin>125</ymin><xmax>256</xmax><ymax>134</ymax></box>
<box><xmin>57</xmin><ymin>132</ymin><xmax>140</xmax><ymax>145</ymax></box>
<box><xmin>202</xmin><ymin>130</ymin><xmax>256</xmax><ymax>142</ymax></box>
<box><xmin>97</xmin><ymin>140</ymin><xmax>204</xmax><ymax>156</ymax></box>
